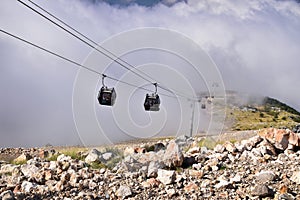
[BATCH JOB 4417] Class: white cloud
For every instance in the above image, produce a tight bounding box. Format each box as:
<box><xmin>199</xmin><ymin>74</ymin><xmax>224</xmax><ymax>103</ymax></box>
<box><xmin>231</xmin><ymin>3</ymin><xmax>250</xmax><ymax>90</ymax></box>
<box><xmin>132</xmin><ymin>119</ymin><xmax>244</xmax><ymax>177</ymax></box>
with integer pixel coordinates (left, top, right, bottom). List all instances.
<box><xmin>1</xmin><ymin>0</ymin><xmax>300</xmax><ymax>147</ymax></box>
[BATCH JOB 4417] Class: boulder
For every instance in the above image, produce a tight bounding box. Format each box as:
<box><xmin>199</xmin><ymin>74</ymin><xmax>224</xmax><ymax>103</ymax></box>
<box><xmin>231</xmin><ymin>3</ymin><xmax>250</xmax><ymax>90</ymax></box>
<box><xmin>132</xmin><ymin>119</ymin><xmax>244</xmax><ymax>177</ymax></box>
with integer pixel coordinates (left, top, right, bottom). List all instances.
<box><xmin>251</xmin><ymin>184</ymin><xmax>273</xmax><ymax>198</ymax></box>
<box><xmin>223</xmin><ymin>142</ymin><xmax>236</xmax><ymax>153</ymax></box>
<box><xmin>0</xmin><ymin>190</ymin><xmax>14</xmax><ymax>200</ymax></box>
<box><xmin>123</xmin><ymin>147</ymin><xmax>135</xmax><ymax>156</ymax></box>
<box><xmin>255</xmin><ymin>171</ymin><xmax>276</xmax><ymax>183</ymax></box>
<box><xmin>274</xmin><ymin>129</ymin><xmax>290</xmax><ymax>150</ymax></box>
<box><xmin>290</xmin><ymin>171</ymin><xmax>300</xmax><ymax>184</ymax></box>
<box><xmin>215</xmin><ymin>180</ymin><xmax>231</xmax><ymax>189</ymax></box>
<box><xmin>85</xmin><ymin>149</ymin><xmax>101</xmax><ymax>163</ymax></box>
<box><xmin>157</xmin><ymin>169</ymin><xmax>176</xmax><ymax>185</ymax></box>
<box><xmin>163</xmin><ymin>140</ymin><xmax>184</xmax><ymax>168</ymax></box>
<box><xmin>20</xmin><ymin>164</ymin><xmax>39</xmax><ymax>179</ymax></box>
<box><xmin>116</xmin><ymin>185</ymin><xmax>132</xmax><ymax>198</ymax></box>
<box><xmin>21</xmin><ymin>181</ymin><xmax>37</xmax><ymax>193</ymax></box>
<box><xmin>0</xmin><ymin>164</ymin><xmax>18</xmax><ymax>175</ymax></box>
<box><xmin>258</xmin><ymin>128</ymin><xmax>300</xmax><ymax>151</ymax></box>
<box><xmin>214</xmin><ymin>144</ymin><xmax>225</xmax><ymax>153</ymax></box>
<box><xmin>101</xmin><ymin>152</ymin><xmax>113</xmax><ymax>161</ymax></box>
<box><xmin>13</xmin><ymin>153</ymin><xmax>31</xmax><ymax>163</ymax></box>
<box><xmin>184</xmin><ymin>182</ymin><xmax>198</xmax><ymax>193</ymax></box>
<box><xmin>147</xmin><ymin>161</ymin><xmax>165</xmax><ymax>178</ymax></box>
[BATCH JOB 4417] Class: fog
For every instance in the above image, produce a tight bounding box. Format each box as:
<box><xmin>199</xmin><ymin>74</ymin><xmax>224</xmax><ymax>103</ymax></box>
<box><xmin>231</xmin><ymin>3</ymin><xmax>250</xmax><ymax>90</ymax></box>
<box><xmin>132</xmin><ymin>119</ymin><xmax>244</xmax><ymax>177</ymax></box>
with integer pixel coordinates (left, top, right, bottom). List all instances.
<box><xmin>0</xmin><ymin>0</ymin><xmax>300</xmax><ymax>147</ymax></box>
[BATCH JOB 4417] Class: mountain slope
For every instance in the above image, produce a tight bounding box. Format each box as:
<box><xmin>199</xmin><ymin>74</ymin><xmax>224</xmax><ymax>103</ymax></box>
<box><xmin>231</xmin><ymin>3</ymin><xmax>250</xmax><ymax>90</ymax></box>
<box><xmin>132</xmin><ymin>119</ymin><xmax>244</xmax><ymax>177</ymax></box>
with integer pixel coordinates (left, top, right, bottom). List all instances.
<box><xmin>225</xmin><ymin>96</ymin><xmax>300</xmax><ymax>131</ymax></box>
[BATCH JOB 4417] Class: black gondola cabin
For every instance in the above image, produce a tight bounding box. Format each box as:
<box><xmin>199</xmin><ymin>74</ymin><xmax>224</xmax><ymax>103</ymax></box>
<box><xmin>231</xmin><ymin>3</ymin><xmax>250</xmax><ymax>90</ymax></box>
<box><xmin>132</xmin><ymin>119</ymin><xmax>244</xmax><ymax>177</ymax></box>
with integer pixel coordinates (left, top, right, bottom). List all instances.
<box><xmin>144</xmin><ymin>93</ymin><xmax>160</xmax><ymax>111</ymax></box>
<box><xmin>98</xmin><ymin>86</ymin><xmax>116</xmax><ymax>106</ymax></box>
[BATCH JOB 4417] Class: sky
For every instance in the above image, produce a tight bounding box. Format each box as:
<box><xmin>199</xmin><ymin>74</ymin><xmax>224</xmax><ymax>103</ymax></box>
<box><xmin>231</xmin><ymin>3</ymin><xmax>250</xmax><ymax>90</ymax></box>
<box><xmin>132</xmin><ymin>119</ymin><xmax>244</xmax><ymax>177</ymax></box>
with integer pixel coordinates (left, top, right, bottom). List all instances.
<box><xmin>0</xmin><ymin>0</ymin><xmax>300</xmax><ymax>147</ymax></box>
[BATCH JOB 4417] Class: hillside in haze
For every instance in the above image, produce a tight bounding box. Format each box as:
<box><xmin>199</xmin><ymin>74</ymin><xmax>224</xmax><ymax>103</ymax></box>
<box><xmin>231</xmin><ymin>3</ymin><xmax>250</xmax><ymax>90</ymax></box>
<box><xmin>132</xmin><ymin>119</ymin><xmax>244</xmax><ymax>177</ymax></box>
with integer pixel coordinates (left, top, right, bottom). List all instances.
<box><xmin>224</xmin><ymin>93</ymin><xmax>300</xmax><ymax>131</ymax></box>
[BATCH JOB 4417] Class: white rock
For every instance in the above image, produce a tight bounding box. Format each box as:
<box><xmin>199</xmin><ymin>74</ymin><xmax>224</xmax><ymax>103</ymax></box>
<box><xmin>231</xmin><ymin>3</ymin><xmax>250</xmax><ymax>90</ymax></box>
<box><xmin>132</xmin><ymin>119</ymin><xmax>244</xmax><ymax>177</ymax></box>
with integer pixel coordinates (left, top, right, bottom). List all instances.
<box><xmin>85</xmin><ymin>149</ymin><xmax>101</xmax><ymax>163</ymax></box>
<box><xmin>256</xmin><ymin>171</ymin><xmax>276</xmax><ymax>183</ymax></box>
<box><xmin>0</xmin><ymin>164</ymin><xmax>18</xmax><ymax>175</ymax></box>
<box><xmin>21</xmin><ymin>181</ymin><xmax>37</xmax><ymax>193</ymax></box>
<box><xmin>211</xmin><ymin>165</ymin><xmax>219</xmax><ymax>171</ymax></box>
<box><xmin>0</xmin><ymin>190</ymin><xmax>14</xmax><ymax>200</ymax></box>
<box><xmin>215</xmin><ymin>180</ymin><xmax>230</xmax><ymax>189</ymax></box>
<box><xmin>123</xmin><ymin>147</ymin><xmax>135</xmax><ymax>156</ymax></box>
<box><xmin>101</xmin><ymin>152</ymin><xmax>113</xmax><ymax>161</ymax></box>
<box><xmin>192</xmin><ymin>163</ymin><xmax>202</xmax><ymax>170</ymax></box>
<box><xmin>291</xmin><ymin>171</ymin><xmax>300</xmax><ymax>184</ymax></box>
<box><xmin>200</xmin><ymin>146</ymin><xmax>209</xmax><ymax>154</ymax></box>
<box><xmin>57</xmin><ymin>154</ymin><xmax>72</xmax><ymax>162</ymax></box>
<box><xmin>214</xmin><ymin>144</ymin><xmax>225</xmax><ymax>153</ymax></box>
<box><xmin>116</xmin><ymin>185</ymin><xmax>132</xmax><ymax>198</ymax></box>
<box><xmin>157</xmin><ymin>169</ymin><xmax>176</xmax><ymax>185</ymax></box>
<box><xmin>21</xmin><ymin>164</ymin><xmax>39</xmax><ymax>178</ymax></box>
<box><xmin>230</xmin><ymin>173</ymin><xmax>241</xmax><ymax>183</ymax></box>
<box><xmin>49</xmin><ymin>161</ymin><xmax>57</xmax><ymax>170</ymax></box>
<box><xmin>166</xmin><ymin>188</ymin><xmax>176</xmax><ymax>197</ymax></box>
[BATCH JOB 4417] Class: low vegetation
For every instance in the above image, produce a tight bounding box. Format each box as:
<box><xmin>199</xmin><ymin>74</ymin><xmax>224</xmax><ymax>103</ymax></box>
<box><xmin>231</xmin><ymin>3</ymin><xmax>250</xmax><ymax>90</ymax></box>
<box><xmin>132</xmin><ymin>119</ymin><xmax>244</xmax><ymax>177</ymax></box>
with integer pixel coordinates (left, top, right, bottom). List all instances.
<box><xmin>227</xmin><ymin>97</ymin><xmax>300</xmax><ymax>131</ymax></box>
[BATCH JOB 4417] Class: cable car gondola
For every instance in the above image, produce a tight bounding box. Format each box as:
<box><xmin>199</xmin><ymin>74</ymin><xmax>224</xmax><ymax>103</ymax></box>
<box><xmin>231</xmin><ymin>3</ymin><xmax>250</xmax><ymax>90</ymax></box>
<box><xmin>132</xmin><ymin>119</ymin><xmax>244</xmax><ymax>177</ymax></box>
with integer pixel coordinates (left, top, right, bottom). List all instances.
<box><xmin>98</xmin><ymin>75</ymin><xmax>116</xmax><ymax>106</ymax></box>
<box><xmin>144</xmin><ymin>83</ymin><xmax>160</xmax><ymax>111</ymax></box>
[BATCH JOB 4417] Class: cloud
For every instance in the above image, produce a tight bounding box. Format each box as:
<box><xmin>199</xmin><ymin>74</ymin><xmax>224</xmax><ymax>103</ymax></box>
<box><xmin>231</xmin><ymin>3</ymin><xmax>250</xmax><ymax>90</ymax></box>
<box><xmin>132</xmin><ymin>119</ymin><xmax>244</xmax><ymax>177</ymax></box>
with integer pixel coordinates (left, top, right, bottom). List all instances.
<box><xmin>0</xmin><ymin>0</ymin><xmax>300</xmax><ymax>147</ymax></box>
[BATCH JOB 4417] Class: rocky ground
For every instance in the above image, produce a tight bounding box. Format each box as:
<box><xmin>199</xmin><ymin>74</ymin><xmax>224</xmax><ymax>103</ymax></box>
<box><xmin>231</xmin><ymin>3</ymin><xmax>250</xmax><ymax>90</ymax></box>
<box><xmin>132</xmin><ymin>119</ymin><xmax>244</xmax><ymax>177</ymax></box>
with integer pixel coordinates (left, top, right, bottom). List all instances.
<box><xmin>1</xmin><ymin>128</ymin><xmax>300</xmax><ymax>199</ymax></box>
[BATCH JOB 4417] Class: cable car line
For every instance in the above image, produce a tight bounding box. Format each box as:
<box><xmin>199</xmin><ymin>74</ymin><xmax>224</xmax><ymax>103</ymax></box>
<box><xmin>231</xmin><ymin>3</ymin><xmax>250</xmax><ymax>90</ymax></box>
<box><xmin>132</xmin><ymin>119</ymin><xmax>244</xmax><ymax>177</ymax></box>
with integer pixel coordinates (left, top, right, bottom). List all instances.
<box><xmin>0</xmin><ymin>29</ymin><xmax>176</xmax><ymax>99</ymax></box>
<box><xmin>19</xmin><ymin>0</ymin><xmax>197</xmax><ymax>101</ymax></box>
<box><xmin>17</xmin><ymin>0</ymin><xmax>155</xmax><ymax>85</ymax></box>
<box><xmin>26</xmin><ymin>0</ymin><xmax>156</xmax><ymax>84</ymax></box>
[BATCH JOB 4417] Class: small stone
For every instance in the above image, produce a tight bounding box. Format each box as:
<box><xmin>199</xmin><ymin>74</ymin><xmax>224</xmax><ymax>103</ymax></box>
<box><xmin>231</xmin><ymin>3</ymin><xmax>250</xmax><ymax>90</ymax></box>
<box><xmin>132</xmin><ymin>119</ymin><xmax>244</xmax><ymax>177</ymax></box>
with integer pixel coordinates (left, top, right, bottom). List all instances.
<box><xmin>85</xmin><ymin>149</ymin><xmax>101</xmax><ymax>163</ymax></box>
<box><xmin>101</xmin><ymin>152</ymin><xmax>113</xmax><ymax>161</ymax></box>
<box><xmin>123</xmin><ymin>147</ymin><xmax>135</xmax><ymax>156</ymax></box>
<box><xmin>0</xmin><ymin>164</ymin><xmax>18</xmax><ymax>175</ymax></box>
<box><xmin>256</xmin><ymin>171</ymin><xmax>276</xmax><ymax>183</ymax></box>
<box><xmin>192</xmin><ymin>163</ymin><xmax>202</xmax><ymax>170</ymax></box>
<box><xmin>215</xmin><ymin>180</ymin><xmax>230</xmax><ymax>189</ymax></box>
<box><xmin>200</xmin><ymin>146</ymin><xmax>208</xmax><ymax>154</ymax></box>
<box><xmin>279</xmin><ymin>184</ymin><xmax>288</xmax><ymax>194</ymax></box>
<box><xmin>39</xmin><ymin>149</ymin><xmax>49</xmax><ymax>158</ymax></box>
<box><xmin>290</xmin><ymin>171</ymin><xmax>300</xmax><ymax>184</ymax></box>
<box><xmin>278</xmin><ymin>193</ymin><xmax>295</xmax><ymax>200</ymax></box>
<box><xmin>142</xmin><ymin>178</ymin><xmax>160</xmax><ymax>188</ymax></box>
<box><xmin>147</xmin><ymin>161</ymin><xmax>165</xmax><ymax>178</ymax></box>
<box><xmin>13</xmin><ymin>153</ymin><xmax>31</xmax><ymax>163</ymax></box>
<box><xmin>99</xmin><ymin>168</ymin><xmax>106</xmax><ymax>174</ymax></box>
<box><xmin>230</xmin><ymin>173</ymin><xmax>241</xmax><ymax>183</ymax></box>
<box><xmin>116</xmin><ymin>185</ymin><xmax>132</xmax><ymax>198</ymax></box>
<box><xmin>57</xmin><ymin>154</ymin><xmax>72</xmax><ymax>162</ymax></box>
<box><xmin>157</xmin><ymin>169</ymin><xmax>176</xmax><ymax>185</ymax></box>
<box><xmin>184</xmin><ymin>182</ymin><xmax>198</xmax><ymax>193</ymax></box>
<box><xmin>21</xmin><ymin>181</ymin><xmax>37</xmax><ymax>193</ymax></box>
<box><xmin>212</xmin><ymin>165</ymin><xmax>219</xmax><ymax>171</ymax></box>
<box><xmin>187</xmin><ymin>147</ymin><xmax>200</xmax><ymax>154</ymax></box>
<box><xmin>163</xmin><ymin>140</ymin><xmax>184</xmax><ymax>168</ymax></box>
<box><xmin>20</xmin><ymin>164</ymin><xmax>39</xmax><ymax>179</ymax></box>
<box><xmin>224</xmin><ymin>142</ymin><xmax>236</xmax><ymax>153</ymax></box>
<box><xmin>0</xmin><ymin>190</ymin><xmax>15</xmax><ymax>200</ymax></box>
<box><xmin>166</xmin><ymin>188</ymin><xmax>176</xmax><ymax>197</ymax></box>
<box><xmin>188</xmin><ymin>169</ymin><xmax>204</xmax><ymax>178</ymax></box>
<box><xmin>214</xmin><ymin>144</ymin><xmax>225</xmax><ymax>153</ymax></box>
<box><xmin>251</xmin><ymin>184</ymin><xmax>273</xmax><ymax>198</ymax></box>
